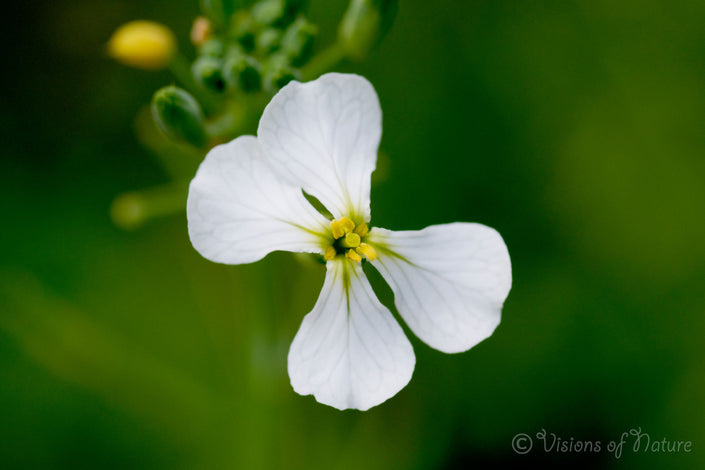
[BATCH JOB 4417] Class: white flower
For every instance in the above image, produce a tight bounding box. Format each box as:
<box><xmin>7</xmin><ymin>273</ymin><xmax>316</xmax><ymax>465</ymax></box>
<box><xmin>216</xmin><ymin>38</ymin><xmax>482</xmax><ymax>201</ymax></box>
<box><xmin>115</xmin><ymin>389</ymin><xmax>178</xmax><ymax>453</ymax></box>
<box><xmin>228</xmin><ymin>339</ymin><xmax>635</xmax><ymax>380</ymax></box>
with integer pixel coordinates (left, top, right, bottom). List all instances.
<box><xmin>187</xmin><ymin>73</ymin><xmax>512</xmax><ymax>411</ymax></box>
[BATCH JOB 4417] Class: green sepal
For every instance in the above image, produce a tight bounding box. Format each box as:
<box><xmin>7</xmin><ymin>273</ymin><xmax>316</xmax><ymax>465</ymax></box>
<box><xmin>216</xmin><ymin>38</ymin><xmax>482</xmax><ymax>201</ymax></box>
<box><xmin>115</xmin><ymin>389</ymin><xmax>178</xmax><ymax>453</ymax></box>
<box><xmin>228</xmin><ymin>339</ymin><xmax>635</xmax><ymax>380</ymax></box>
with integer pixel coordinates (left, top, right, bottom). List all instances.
<box><xmin>281</xmin><ymin>16</ymin><xmax>317</xmax><ymax>67</ymax></box>
<box><xmin>223</xmin><ymin>52</ymin><xmax>263</xmax><ymax>92</ymax></box>
<box><xmin>151</xmin><ymin>86</ymin><xmax>207</xmax><ymax>148</ymax></box>
<box><xmin>252</xmin><ymin>0</ymin><xmax>304</xmax><ymax>29</ymax></box>
<box><xmin>200</xmin><ymin>0</ymin><xmax>237</xmax><ymax>29</ymax></box>
<box><xmin>192</xmin><ymin>56</ymin><xmax>227</xmax><ymax>93</ymax></box>
<box><xmin>256</xmin><ymin>28</ymin><xmax>283</xmax><ymax>56</ymax></box>
<box><xmin>263</xmin><ymin>54</ymin><xmax>298</xmax><ymax>93</ymax></box>
<box><xmin>199</xmin><ymin>38</ymin><xmax>225</xmax><ymax>57</ymax></box>
<box><xmin>230</xmin><ymin>11</ymin><xmax>256</xmax><ymax>52</ymax></box>
<box><xmin>252</xmin><ymin>0</ymin><xmax>286</xmax><ymax>28</ymax></box>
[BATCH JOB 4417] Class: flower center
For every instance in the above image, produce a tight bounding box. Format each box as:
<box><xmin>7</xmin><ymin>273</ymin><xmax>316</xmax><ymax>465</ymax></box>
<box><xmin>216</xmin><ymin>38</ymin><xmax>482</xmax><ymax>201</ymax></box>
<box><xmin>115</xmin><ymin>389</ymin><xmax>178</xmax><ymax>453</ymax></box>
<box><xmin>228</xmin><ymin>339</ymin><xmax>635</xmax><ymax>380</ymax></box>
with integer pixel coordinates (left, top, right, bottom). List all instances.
<box><xmin>324</xmin><ymin>216</ymin><xmax>377</xmax><ymax>263</ymax></box>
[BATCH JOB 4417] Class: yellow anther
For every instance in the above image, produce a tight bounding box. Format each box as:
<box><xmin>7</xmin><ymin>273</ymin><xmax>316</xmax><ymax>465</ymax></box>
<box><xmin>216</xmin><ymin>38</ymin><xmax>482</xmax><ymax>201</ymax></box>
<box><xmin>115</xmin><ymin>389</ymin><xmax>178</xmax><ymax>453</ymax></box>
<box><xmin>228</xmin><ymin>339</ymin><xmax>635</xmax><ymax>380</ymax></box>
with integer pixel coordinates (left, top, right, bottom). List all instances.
<box><xmin>340</xmin><ymin>232</ymin><xmax>361</xmax><ymax>248</ymax></box>
<box><xmin>108</xmin><ymin>21</ymin><xmax>176</xmax><ymax>70</ymax></box>
<box><xmin>345</xmin><ymin>249</ymin><xmax>362</xmax><ymax>263</ymax></box>
<box><xmin>330</xmin><ymin>216</ymin><xmax>356</xmax><ymax>239</ymax></box>
<box><xmin>355</xmin><ymin>243</ymin><xmax>377</xmax><ymax>261</ymax></box>
<box><xmin>331</xmin><ymin>219</ymin><xmax>345</xmax><ymax>239</ymax></box>
<box><xmin>323</xmin><ymin>246</ymin><xmax>337</xmax><ymax>261</ymax></box>
<box><xmin>339</xmin><ymin>217</ymin><xmax>355</xmax><ymax>234</ymax></box>
<box><xmin>354</xmin><ymin>223</ymin><xmax>369</xmax><ymax>237</ymax></box>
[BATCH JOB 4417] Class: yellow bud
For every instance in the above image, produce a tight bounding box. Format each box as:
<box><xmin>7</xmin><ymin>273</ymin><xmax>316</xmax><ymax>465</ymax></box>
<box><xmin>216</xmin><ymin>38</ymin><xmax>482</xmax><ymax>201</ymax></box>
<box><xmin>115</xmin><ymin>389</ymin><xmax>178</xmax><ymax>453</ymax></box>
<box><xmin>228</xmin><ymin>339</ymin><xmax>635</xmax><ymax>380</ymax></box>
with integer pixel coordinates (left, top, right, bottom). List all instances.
<box><xmin>345</xmin><ymin>249</ymin><xmax>362</xmax><ymax>263</ymax></box>
<box><xmin>324</xmin><ymin>246</ymin><xmax>337</xmax><ymax>261</ymax></box>
<box><xmin>355</xmin><ymin>243</ymin><xmax>377</xmax><ymax>261</ymax></box>
<box><xmin>108</xmin><ymin>20</ymin><xmax>176</xmax><ymax>70</ymax></box>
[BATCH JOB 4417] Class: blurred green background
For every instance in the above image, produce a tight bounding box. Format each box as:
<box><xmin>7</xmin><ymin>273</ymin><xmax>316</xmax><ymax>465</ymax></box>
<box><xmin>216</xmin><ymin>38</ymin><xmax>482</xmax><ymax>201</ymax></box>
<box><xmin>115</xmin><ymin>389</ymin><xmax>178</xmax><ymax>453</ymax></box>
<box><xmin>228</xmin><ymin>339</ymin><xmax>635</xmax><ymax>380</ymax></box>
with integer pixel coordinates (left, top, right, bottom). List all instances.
<box><xmin>2</xmin><ymin>1</ymin><xmax>704</xmax><ymax>468</ymax></box>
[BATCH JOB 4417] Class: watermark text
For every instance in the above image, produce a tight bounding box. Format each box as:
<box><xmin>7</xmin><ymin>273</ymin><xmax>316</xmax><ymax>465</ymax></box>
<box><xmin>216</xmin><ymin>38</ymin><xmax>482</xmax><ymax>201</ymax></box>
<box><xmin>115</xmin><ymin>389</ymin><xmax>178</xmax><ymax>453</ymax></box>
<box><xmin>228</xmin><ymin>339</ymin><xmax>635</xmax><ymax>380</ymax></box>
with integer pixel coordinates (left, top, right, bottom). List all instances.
<box><xmin>511</xmin><ymin>428</ymin><xmax>693</xmax><ymax>459</ymax></box>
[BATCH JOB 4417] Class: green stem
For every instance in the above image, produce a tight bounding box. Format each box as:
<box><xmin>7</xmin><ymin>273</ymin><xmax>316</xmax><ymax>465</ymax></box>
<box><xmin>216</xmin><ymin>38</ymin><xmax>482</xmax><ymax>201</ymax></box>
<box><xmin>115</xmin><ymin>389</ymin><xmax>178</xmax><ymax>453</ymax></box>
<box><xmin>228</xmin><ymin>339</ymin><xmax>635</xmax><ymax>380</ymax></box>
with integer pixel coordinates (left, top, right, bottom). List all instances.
<box><xmin>204</xmin><ymin>91</ymin><xmax>271</xmax><ymax>141</ymax></box>
<box><xmin>110</xmin><ymin>182</ymin><xmax>188</xmax><ymax>230</ymax></box>
<box><xmin>169</xmin><ymin>52</ymin><xmax>220</xmax><ymax>113</ymax></box>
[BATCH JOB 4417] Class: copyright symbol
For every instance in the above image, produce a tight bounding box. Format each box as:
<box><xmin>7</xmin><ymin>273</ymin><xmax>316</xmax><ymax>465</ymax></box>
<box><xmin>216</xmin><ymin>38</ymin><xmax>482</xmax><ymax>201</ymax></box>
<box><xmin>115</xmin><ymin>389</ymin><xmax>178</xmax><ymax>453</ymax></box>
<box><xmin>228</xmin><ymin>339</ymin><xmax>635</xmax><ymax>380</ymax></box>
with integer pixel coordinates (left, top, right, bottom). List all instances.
<box><xmin>512</xmin><ymin>433</ymin><xmax>533</xmax><ymax>454</ymax></box>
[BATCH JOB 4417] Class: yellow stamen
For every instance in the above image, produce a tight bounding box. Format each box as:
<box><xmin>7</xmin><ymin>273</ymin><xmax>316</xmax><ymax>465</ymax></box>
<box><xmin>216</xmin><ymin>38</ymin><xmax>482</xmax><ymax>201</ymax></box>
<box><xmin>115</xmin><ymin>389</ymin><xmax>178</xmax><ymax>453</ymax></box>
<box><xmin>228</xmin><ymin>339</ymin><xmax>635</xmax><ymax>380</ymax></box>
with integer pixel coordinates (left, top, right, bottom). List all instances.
<box><xmin>330</xmin><ymin>216</ymin><xmax>356</xmax><ymax>239</ymax></box>
<box><xmin>354</xmin><ymin>223</ymin><xmax>369</xmax><ymax>237</ymax></box>
<box><xmin>345</xmin><ymin>249</ymin><xmax>362</xmax><ymax>263</ymax></box>
<box><xmin>323</xmin><ymin>246</ymin><xmax>337</xmax><ymax>261</ymax></box>
<box><xmin>330</xmin><ymin>220</ymin><xmax>344</xmax><ymax>239</ymax></box>
<box><xmin>340</xmin><ymin>232</ymin><xmax>361</xmax><ymax>248</ymax></box>
<box><xmin>355</xmin><ymin>243</ymin><xmax>377</xmax><ymax>261</ymax></box>
<box><xmin>339</xmin><ymin>217</ymin><xmax>355</xmax><ymax>234</ymax></box>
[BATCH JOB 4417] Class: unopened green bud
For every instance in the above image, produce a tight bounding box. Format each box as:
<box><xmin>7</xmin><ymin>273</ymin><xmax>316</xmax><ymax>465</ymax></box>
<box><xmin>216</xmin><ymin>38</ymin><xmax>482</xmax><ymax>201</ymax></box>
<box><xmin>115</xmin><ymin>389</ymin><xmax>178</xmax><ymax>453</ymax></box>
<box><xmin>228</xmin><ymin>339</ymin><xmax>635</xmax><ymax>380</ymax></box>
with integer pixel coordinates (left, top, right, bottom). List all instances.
<box><xmin>256</xmin><ymin>28</ymin><xmax>283</xmax><ymax>55</ymax></box>
<box><xmin>281</xmin><ymin>16</ymin><xmax>317</xmax><ymax>66</ymax></box>
<box><xmin>252</xmin><ymin>0</ymin><xmax>285</xmax><ymax>27</ymax></box>
<box><xmin>338</xmin><ymin>0</ymin><xmax>397</xmax><ymax>60</ymax></box>
<box><xmin>111</xmin><ymin>192</ymin><xmax>147</xmax><ymax>230</ymax></box>
<box><xmin>224</xmin><ymin>53</ymin><xmax>262</xmax><ymax>92</ymax></box>
<box><xmin>192</xmin><ymin>56</ymin><xmax>226</xmax><ymax>92</ymax></box>
<box><xmin>151</xmin><ymin>86</ymin><xmax>207</xmax><ymax>148</ymax></box>
<box><xmin>264</xmin><ymin>54</ymin><xmax>298</xmax><ymax>93</ymax></box>
<box><xmin>283</xmin><ymin>0</ymin><xmax>307</xmax><ymax>17</ymax></box>
<box><xmin>252</xmin><ymin>0</ymin><xmax>301</xmax><ymax>29</ymax></box>
<box><xmin>199</xmin><ymin>38</ymin><xmax>224</xmax><ymax>57</ymax></box>
<box><xmin>231</xmin><ymin>11</ymin><xmax>256</xmax><ymax>53</ymax></box>
<box><xmin>200</xmin><ymin>0</ymin><xmax>236</xmax><ymax>28</ymax></box>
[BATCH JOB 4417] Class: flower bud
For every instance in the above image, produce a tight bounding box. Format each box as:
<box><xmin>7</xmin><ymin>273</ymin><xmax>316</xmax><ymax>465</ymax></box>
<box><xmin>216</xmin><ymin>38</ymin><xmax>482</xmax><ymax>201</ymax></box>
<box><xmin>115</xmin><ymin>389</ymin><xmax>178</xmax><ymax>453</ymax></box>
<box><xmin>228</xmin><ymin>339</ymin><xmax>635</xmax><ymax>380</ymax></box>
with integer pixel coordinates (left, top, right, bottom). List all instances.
<box><xmin>224</xmin><ymin>53</ymin><xmax>262</xmax><ymax>92</ymax></box>
<box><xmin>284</xmin><ymin>0</ymin><xmax>307</xmax><ymax>17</ymax></box>
<box><xmin>252</xmin><ymin>0</ymin><xmax>283</xmax><ymax>26</ymax></box>
<box><xmin>192</xmin><ymin>56</ymin><xmax>226</xmax><ymax>93</ymax></box>
<box><xmin>199</xmin><ymin>38</ymin><xmax>224</xmax><ymax>57</ymax></box>
<box><xmin>252</xmin><ymin>0</ymin><xmax>301</xmax><ymax>29</ymax></box>
<box><xmin>111</xmin><ymin>192</ymin><xmax>147</xmax><ymax>230</ymax></box>
<box><xmin>263</xmin><ymin>54</ymin><xmax>298</xmax><ymax>93</ymax></box>
<box><xmin>151</xmin><ymin>86</ymin><xmax>207</xmax><ymax>148</ymax></box>
<box><xmin>256</xmin><ymin>28</ymin><xmax>283</xmax><ymax>56</ymax></box>
<box><xmin>338</xmin><ymin>0</ymin><xmax>397</xmax><ymax>60</ymax></box>
<box><xmin>281</xmin><ymin>16</ymin><xmax>317</xmax><ymax>66</ymax></box>
<box><xmin>200</xmin><ymin>0</ymin><xmax>236</xmax><ymax>28</ymax></box>
<box><xmin>231</xmin><ymin>11</ymin><xmax>256</xmax><ymax>53</ymax></box>
<box><xmin>108</xmin><ymin>20</ymin><xmax>176</xmax><ymax>70</ymax></box>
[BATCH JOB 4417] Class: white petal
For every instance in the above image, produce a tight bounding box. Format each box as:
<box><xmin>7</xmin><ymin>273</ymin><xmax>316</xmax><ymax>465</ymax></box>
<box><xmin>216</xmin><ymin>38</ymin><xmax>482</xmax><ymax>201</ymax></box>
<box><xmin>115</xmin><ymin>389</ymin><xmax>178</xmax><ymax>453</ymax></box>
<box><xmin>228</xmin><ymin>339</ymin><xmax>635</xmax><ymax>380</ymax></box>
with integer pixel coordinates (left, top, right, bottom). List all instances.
<box><xmin>367</xmin><ymin>223</ymin><xmax>512</xmax><ymax>354</ymax></box>
<box><xmin>258</xmin><ymin>73</ymin><xmax>381</xmax><ymax>223</ymax></box>
<box><xmin>288</xmin><ymin>259</ymin><xmax>415</xmax><ymax>411</ymax></box>
<box><xmin>187</xmin><ymin>135</ymin><xmax>330</xmax><ymax>264</ymax></box>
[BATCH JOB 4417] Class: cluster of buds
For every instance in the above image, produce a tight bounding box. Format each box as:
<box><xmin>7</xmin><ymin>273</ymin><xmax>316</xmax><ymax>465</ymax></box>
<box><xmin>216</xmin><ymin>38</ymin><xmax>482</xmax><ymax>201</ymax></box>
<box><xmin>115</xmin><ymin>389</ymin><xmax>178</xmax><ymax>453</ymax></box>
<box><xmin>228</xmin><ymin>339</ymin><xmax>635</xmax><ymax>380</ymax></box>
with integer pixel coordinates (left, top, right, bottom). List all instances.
<box><xmin>192</xmin><ymin>0</ymin><xmax>317</xmax><ymax>95</ymax></box>
<box><xmin>107</xmin><ymin>0</ymin><xmax>398</xmax><ymax>228</ymax></box>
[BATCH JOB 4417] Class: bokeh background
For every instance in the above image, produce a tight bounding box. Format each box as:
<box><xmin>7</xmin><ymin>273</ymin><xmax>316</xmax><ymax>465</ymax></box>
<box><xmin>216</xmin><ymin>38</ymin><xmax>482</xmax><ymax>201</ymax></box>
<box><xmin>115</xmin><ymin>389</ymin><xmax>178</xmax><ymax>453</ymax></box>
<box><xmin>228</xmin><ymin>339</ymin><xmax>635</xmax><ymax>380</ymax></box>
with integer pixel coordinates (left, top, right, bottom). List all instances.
<box><xmin>2</xmin><ymin>0</ymin><xmax>704</xmax><ymax>468</ymax></box>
